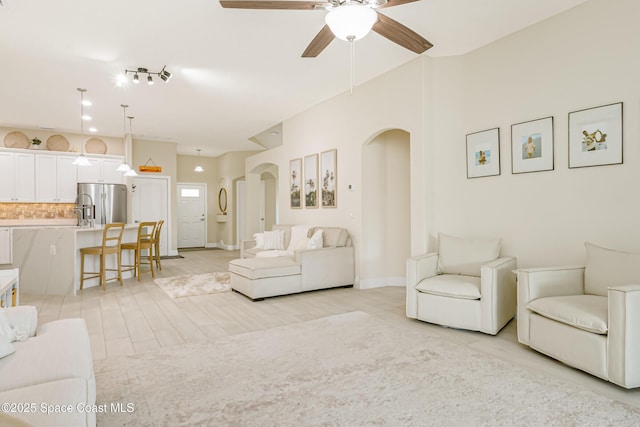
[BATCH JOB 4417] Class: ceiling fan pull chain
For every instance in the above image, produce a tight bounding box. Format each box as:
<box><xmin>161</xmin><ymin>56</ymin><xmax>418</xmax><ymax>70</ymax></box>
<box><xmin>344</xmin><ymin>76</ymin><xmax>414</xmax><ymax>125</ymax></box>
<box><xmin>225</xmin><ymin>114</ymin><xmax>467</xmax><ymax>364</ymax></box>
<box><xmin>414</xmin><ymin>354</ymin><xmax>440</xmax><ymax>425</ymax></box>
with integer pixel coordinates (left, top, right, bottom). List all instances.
<box><xmin>348</xmin><ymin>35</ymin><xmax>355</xmax><ymax>95</ymax></box>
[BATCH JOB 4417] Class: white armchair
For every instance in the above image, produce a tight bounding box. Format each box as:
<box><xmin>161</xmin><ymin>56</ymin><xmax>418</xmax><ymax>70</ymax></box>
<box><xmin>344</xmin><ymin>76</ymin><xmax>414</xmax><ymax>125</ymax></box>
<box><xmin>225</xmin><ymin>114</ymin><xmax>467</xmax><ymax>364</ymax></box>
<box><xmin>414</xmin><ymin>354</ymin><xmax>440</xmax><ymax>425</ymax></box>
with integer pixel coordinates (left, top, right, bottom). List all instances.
<box><xmin>406</xmin><ymin>234</ymin><xmax>517</xmax><ymax>335</ymax></box>
<box><xmin>517</xmin><ymin>242</ymin><xmax>640</xmax><ymax>389</ymax></box>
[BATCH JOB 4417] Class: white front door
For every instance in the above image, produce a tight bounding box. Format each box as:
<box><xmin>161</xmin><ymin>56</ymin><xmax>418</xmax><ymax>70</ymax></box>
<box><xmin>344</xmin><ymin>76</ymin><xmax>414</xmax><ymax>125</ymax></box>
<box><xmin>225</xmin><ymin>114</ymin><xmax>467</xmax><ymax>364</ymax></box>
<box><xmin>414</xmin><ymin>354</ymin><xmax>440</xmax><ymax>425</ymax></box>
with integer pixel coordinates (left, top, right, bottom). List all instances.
<box><xmin>177</xmin><ymin>183</ymin><xmax>206</xmax><ymax>248</ymax></box>
<box><xmin>132</xmin><ymin>176</ymin><xmax>169</xmax><ymax>256</ymax></box>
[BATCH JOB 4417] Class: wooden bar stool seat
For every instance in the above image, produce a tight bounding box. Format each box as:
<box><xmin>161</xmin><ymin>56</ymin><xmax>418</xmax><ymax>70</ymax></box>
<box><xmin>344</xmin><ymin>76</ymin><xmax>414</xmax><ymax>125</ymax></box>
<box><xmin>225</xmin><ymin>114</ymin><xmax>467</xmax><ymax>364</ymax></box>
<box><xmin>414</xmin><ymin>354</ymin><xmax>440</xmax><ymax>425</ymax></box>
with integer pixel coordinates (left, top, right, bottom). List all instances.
<box><xmin>121</xmin><ymin>221</ymin><xmax>158</xmax><ymax>281</ymax></box>
<box><xmin>80</xmin><ymin>223</ymin><xmax>125</xmax><ymax>290</ymax></box>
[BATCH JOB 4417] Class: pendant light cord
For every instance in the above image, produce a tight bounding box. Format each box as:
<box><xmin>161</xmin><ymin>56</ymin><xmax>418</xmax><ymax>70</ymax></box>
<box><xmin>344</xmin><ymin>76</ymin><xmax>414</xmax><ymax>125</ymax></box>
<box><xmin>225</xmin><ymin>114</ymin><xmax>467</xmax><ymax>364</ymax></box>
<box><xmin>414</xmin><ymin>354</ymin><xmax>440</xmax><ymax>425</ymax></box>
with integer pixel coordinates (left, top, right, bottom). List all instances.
<box><xmin>348</xmin><ymin>35</ymin><xmax>355</xmax><ymax>96</ymax></box>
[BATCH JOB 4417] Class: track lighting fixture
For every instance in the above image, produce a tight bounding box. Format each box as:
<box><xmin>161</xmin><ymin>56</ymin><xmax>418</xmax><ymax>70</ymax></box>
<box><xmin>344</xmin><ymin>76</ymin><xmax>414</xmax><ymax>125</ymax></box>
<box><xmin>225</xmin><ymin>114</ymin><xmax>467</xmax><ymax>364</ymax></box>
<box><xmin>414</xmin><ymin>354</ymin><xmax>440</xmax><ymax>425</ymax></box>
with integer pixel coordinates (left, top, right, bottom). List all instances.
<box><xmin>118</xmin><ymin>66</ymin><xmax>172</xmax><ymax>87</ymax></box>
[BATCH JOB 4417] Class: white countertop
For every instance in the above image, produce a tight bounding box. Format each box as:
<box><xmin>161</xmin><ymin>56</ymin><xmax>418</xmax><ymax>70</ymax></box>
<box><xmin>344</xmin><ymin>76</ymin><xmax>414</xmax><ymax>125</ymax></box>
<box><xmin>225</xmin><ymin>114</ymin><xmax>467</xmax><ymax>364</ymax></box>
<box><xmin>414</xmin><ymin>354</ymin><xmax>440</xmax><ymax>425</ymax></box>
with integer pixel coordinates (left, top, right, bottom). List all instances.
<box><xmin>2</xmin><ymin>221</ymin><xmax>139</xmax><ymax>231</ymax></box>
<box><xmin>0</xmin><ymin>219</ymin><xmax>77</xmax><ymax>227</ymax></box>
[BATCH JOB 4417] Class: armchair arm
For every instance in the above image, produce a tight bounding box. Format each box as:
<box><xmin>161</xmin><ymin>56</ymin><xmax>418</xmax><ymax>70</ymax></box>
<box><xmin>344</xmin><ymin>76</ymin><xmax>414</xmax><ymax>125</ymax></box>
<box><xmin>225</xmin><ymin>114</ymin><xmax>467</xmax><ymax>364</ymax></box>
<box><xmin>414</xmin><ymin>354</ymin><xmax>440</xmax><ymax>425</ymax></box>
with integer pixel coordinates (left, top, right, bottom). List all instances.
<box><xmin>480</xmin><ymin>257</ymin><xmax>517</xmax><ymax>335</ymax></box>
<box><xmin>240</xmin><ymin>239</ymin><xmax>257</xmax><ymax>259</ymax></box>
<box><xmin>516</xmin><ymin>266</ymin><xmax>584</xmax><ymax>345</ymax></box>
<box><xmin>406</xmin><ymin>252</ymin><xmax>439</xmax><ymax>318</ymax></box>
<box><xmin>608</xmin><ymin>284</ymin><xmax>640</xmax><ymax>389</ymax></box>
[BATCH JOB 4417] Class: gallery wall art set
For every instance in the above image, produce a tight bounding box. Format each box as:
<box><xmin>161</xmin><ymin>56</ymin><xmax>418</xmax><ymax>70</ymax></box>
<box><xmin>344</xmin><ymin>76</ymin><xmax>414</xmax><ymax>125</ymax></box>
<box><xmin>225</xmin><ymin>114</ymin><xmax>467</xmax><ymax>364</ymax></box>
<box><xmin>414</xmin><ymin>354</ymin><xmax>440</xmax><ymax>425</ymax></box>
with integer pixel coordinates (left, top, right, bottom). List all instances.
<box><xmin>290</xmin><ymin>149</ymin><xmax>337</xmax><ymax>209</ymax></box>
<box><xmin>466</xmin><ymin>102</ymin><xmax>623</xmax><ymax>178</ymax></box>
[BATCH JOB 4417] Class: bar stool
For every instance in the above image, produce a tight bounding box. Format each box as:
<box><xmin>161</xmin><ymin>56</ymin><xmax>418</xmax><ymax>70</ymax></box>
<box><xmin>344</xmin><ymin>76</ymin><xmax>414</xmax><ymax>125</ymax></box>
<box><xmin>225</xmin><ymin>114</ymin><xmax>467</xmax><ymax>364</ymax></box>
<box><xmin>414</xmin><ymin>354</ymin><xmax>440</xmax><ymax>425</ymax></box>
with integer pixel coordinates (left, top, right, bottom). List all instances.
<box><xmin>121</xmin><ymin>221</ymin><xmax>157</xmax><ymax>281</ymax></box>
<box><xmin>80</xmin><ymin>223</ymin><xmax>125</xmax><ymax>290</ymax></box>
<box><xmin>152</xmin><ymin>219</ymin><xmax>165</xmax><ymax>270</ymax></box>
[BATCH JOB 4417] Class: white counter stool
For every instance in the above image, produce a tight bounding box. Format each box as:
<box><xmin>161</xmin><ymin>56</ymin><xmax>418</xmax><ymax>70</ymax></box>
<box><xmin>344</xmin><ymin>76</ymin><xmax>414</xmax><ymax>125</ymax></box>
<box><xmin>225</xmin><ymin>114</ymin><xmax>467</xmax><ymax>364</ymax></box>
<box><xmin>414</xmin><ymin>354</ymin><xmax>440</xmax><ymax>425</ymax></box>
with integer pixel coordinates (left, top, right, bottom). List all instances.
<box><xmin>121</xmin><ymin>222</ymin><xmax>157</xmax><ymax>281</ymax></box>
<box><xmin>80</xmin><ymin>223</ymin><xmax>125</xmax><ymax>290</ymax></box>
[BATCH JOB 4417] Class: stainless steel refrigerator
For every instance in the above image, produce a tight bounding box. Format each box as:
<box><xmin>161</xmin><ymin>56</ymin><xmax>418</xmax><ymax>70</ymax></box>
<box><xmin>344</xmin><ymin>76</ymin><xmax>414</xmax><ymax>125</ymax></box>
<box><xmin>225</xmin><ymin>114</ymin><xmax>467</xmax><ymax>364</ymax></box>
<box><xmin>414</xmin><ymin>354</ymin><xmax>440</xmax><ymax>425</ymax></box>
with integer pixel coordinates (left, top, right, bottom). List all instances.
<box><xmin>76</xmin><ymin>183</ymin><xmax>127</xmax><ymax>225</ymax></box>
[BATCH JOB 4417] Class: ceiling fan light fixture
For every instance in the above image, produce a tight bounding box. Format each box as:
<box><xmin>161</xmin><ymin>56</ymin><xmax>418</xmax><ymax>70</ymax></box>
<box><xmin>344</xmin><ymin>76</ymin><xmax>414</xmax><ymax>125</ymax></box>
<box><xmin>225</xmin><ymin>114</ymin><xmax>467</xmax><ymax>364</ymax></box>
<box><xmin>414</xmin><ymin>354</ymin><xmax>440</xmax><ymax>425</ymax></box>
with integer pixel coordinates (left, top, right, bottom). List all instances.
<box><xmin>325</xmin><ymin>4</ymin><xmax>377</xmax><ymax>41</ymax></box>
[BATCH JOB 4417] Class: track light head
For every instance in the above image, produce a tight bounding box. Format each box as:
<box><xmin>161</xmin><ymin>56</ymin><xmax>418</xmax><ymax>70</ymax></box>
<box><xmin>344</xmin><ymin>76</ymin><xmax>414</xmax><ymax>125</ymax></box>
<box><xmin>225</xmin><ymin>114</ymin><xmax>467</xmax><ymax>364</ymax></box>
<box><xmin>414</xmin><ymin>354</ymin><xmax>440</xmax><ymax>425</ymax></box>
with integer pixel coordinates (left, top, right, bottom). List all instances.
<box><xmin>147</xmin><ymin>74</ymin><xmax>154</xmax><ymax>85</ymax></box>
<box><xmin>133</xmin><ymin>73</ymin><xmax>139</xmax><ymax>84</ymax></box>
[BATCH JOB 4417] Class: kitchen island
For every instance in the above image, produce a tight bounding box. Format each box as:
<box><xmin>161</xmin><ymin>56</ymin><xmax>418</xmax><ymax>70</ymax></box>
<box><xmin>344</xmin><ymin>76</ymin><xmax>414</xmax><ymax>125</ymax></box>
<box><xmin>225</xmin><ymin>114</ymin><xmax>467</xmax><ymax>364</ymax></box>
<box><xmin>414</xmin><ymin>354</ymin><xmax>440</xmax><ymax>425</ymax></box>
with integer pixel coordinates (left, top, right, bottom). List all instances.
<box><xmin>7</xmin><ymin>223</ymin><xmax>140</xmax><ymax>296</ymax></box>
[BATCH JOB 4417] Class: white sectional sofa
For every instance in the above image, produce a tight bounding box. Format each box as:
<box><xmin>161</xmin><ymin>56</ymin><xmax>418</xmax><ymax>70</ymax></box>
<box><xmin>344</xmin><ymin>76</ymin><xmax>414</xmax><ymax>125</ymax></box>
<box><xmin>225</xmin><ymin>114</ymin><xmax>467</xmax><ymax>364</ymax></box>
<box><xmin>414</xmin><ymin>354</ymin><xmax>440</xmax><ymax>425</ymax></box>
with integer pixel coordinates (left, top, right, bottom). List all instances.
<box><xmin>230</xmin><ymin>225</ymin><xmax>355</xmax><ymax>300</ymax></box>
<box><xmin>0</xmin><ymin>306</ymin><xmax>96</xmax><ymax>427</ymax></box>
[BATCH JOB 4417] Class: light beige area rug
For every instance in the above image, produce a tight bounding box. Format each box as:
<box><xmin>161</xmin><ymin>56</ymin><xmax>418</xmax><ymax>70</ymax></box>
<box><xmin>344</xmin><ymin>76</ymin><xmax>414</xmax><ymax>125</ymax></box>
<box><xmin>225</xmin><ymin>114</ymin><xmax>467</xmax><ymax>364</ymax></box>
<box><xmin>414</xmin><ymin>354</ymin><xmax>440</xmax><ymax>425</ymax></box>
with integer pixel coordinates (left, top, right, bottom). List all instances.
<box><xmin>154</xmin><ymin>272</ymin><xmax>231</xmax><ymax>298</ymax></box>
<box><xmin>94</xmin><ymin>311</ymin><xmax>640</xmax><ymax>426</ymax></box>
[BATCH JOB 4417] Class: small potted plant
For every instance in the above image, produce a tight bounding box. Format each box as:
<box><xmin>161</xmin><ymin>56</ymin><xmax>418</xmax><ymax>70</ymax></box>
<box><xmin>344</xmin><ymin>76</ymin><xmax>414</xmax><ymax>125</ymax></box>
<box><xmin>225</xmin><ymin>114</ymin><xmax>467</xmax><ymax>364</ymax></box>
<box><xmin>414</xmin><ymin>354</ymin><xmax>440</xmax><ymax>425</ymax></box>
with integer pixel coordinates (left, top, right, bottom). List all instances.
<box><xmin>31</xmin><ymin>137</ymin><xmax>42</xmax><ymax>149</ymax></box>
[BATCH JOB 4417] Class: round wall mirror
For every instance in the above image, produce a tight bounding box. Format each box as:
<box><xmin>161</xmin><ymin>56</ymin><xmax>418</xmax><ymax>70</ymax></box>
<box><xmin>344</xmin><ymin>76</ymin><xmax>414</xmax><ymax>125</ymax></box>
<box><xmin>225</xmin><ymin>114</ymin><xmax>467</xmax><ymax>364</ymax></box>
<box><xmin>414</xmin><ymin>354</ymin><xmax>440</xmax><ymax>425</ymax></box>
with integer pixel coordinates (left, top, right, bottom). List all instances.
<box><xmin>218</xmin><ymin>188</ymin><xmax>228</xmax><ymax>214</ymax></box>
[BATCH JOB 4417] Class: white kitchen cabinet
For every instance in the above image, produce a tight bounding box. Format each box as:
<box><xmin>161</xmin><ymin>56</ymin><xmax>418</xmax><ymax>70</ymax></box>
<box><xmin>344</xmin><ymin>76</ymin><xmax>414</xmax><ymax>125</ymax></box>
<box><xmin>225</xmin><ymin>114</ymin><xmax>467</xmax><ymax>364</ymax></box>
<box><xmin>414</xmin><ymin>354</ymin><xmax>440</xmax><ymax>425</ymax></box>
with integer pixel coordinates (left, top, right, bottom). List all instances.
<box><xmin>35</xmin><ymin>154</ymin><xmax>78</xmax><ymax>202</ymax></box>
<box><xmin>0</xmin><ymin>152</ymin><xmax>35</xmax><ymax>202</ymax></box>
<box><xmin>0</xmin><ymin>228</ymin><xmax>12</xmax><ymax>265</ymax></box>
<box><xmin>76</xmin><ymin>156</ymin><xmax>124</xmax><ymax>184</ymax></box>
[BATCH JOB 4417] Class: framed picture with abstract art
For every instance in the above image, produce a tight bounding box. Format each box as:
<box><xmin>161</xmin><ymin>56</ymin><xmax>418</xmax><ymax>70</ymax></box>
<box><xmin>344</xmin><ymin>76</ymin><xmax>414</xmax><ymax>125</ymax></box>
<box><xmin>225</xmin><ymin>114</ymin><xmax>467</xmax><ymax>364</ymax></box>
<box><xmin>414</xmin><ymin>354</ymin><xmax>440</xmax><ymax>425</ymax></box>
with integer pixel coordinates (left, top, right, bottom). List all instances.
<box><xmin>569</xmin><ymin>102</ymin><xmax>623</xmax><ymax>168</ymax></box>
<box><xmin>511</xmin><ymin>116</ymin><xmax>554</xmax><ymax>174</ymax></box>
<box><xmin>320</xmin><ymin>149</ymin><xmax>337</xmax><ymax>208</ymax></box>
<box><xmin>289</xmin><ymin>158</ymin><xmax>301</xmax><ymax>209</ymax></box>
<box><xmin>304</xmin><ymin>154</ymin><xmax>318</xmax><ymax>208</ymax></box>
<box><xmin>466</xmin><ymin>128</ymin><xmax>500</xmax><ymax>179</ymax></box>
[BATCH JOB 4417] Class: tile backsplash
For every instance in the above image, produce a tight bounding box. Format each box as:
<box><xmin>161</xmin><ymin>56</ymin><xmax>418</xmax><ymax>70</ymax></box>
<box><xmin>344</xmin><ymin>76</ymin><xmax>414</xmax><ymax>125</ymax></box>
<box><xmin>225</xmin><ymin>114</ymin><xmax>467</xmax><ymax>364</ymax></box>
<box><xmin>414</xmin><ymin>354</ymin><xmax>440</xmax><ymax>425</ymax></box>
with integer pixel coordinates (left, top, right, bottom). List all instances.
<box><xmin>0</xmin><ymin>203</ymin><xmax>76</xmax><ymax>220</ymax></box>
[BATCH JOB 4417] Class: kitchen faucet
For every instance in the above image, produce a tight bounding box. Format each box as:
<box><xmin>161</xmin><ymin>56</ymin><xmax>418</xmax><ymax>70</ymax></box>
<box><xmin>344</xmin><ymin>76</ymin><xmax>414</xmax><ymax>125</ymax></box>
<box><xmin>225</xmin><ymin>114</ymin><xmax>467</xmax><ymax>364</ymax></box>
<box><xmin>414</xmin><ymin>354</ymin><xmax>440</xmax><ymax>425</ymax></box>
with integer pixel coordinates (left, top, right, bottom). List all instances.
<box><xmin>74</xmin><ymin>193</ymin><xmax>94</xmax><ymax>227</ymax></box>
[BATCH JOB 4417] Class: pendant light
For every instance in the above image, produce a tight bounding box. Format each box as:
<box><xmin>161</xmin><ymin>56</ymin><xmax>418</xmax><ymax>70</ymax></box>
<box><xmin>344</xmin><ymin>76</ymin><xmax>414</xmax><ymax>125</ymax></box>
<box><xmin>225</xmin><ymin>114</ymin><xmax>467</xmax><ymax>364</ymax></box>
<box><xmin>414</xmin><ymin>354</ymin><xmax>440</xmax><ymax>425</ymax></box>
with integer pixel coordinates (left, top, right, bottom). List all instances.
<box><xmin>72</xmin><ymin>88</ymin><xmax>92</xmax><ymax>166</ymax></box>
<box><xmin>123</xmin><ymin>115</ymin><xmax>138</xmax><ymax>177</ymax></box>
<box><xmin>194</xmin><ymin>149</ymin><xmax>204</xmax><ymax>172</ymax></box>
<box><xmin>117</xmin><ymin>104</ymin><xmax>134</xmax><ymax>173</ymax></box>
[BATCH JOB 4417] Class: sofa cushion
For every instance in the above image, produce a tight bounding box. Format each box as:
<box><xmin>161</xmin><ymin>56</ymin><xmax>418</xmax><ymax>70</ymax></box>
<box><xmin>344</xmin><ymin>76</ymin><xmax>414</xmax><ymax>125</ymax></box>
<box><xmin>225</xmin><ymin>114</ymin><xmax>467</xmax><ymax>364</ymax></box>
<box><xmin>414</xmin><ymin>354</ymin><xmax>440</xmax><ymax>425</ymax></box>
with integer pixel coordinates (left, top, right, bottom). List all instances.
<box><xmin>0</xmin><ymin>311</ymin><xmax>15</xmax><ymax>342</ymax></box>
<box><xmin>0</xmin><ymin>319</ymin><xmax>94</xmax><ymax>393</ymax></box>
<box><xmin>308</xmin><ymin>227</ymin><xmax>349</xmax><ymax>247</ymax></box>
<box><xmin>229</xmin><ymin>257</ymin><xmax>301</xmax><ymax>280</ymax></box>
<box><xmin>416</xmin><ymin>274</ymin><xmax>481</xmax><ymax>300</ymax></box>
<box><xmin>527</xmin><ymin>294</ymin><xmax>608</xmax><ymax>334</ymax></box>
<box><xmin>263</xmin><ymin>230</ymin><xmax>285</xmax><ymax>250</ymax></box>
<box><xmin>1</xmin><ymin>306</ymin><xmax>38</xmax><ymax>340</ymax></box>
<box><xmin>585</xmin><ymin>242</ymin><xmax>640</xmax><ymax>297</ymax></box>
<box><xmin>438</xmin><ymin>233</ymin><xmax>501</xmax><ymax>277</ymax></box>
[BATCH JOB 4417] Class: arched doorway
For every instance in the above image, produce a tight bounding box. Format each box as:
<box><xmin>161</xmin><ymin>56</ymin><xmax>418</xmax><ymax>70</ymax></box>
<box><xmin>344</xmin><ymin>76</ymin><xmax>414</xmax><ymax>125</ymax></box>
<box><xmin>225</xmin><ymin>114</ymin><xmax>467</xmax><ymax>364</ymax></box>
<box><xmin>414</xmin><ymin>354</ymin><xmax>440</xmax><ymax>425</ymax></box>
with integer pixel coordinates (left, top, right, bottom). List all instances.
<box><xmin>361</xmin><ymin>129</ymin><xmax>411</xmax><ymax>287</ymax></box>
<box><xmin>240</xmin><ymin>163</ymin><xmax>279</xmax><ymax>242</ymax></box>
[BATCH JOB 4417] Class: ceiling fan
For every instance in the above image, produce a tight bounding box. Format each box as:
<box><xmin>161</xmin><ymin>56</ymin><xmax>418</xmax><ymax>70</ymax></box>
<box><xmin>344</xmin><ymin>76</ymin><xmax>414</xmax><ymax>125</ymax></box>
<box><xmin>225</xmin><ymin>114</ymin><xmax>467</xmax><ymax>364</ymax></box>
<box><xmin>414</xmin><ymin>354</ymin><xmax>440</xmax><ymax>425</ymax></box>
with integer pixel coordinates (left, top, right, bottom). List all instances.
<box><xmin>219</xmin><ymin>0</ymin><xmax>433</xmax><ymax>57</ymax></box>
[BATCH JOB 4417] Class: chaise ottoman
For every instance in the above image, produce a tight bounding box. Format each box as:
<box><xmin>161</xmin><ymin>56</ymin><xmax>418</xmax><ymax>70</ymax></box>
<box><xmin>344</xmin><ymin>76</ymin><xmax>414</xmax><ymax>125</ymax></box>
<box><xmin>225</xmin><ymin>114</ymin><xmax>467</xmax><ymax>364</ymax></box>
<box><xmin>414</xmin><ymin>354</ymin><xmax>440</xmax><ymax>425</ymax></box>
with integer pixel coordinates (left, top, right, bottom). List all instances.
<box><xmin>229</xmin><ymin>257</ymin><xmax>301</xmax><ymax>300</ymax></box>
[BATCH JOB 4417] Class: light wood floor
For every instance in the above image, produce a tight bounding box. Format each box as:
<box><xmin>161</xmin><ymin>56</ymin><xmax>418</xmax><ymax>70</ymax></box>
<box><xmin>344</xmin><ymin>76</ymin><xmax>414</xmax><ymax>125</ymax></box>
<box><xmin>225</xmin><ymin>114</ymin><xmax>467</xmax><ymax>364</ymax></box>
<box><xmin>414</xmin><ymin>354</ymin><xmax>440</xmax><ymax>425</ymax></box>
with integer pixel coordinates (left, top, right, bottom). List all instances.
<box><xmin>22</xmin><ymin>249</ymin><xmax>640</xmax><ymax>410</ymax></box>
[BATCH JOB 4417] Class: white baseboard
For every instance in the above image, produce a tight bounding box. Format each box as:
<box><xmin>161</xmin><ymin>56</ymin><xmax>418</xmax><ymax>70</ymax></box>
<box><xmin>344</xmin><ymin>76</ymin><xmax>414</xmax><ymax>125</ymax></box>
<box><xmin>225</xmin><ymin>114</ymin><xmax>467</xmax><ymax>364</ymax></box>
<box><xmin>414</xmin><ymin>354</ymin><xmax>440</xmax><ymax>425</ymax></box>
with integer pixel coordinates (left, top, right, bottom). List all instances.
<box><xmin>357</xmin><ymin>276</ymin><xmax>406</xmax><ymax>289</ymax></box>
<box><xmin>206</xmin><ymin>242</ymin><xmax>236</xmax><ymax>250</ymax></box>
<box><xmin>168</xmin><ymin>249</ymin><xmax>180</xmax><ymax>256</ymax></box>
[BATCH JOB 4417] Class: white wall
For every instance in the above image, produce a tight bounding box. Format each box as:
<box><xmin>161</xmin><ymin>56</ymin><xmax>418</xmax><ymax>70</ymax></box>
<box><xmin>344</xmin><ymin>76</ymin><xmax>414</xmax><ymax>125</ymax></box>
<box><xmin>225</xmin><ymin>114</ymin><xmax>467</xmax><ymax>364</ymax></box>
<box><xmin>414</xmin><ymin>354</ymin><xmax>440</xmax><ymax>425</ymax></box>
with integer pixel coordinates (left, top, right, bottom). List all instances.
<box><xmin>429</xmin><ymin>0</ymin><xmax>640</xmax><ymax>267</ymax></box>
<box><xmin>245</xmin><ymin>0</ymin><xmax>640</xmax><ymax>285</ymax></box>
<box><xmin>246</xmin><ymin>59</ymin><xmax>426</xmax><ymax>286</ymax></box>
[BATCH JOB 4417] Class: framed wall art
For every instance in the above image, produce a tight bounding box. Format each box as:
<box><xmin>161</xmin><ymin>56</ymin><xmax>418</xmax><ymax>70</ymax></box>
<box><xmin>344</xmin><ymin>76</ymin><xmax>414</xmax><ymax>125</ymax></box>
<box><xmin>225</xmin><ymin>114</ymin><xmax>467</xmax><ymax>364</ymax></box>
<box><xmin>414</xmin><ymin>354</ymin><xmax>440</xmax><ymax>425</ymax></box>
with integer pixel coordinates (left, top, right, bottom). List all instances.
<box><xmin>289</xmin><ymin>158</ymin><xmax>302</xmax><ymax>209</ymax></box>
<box><xmin>569</xmin><ymin>102</ymin><xmax>622</xmax><ymax>168</ymax></box>
<box><xmin>511</xmin><ymin>116</ymin><xmax>554</xmax><ymax>174</ymax></box>
<box><xmin>304</xmin><ymin>154</ymin><xmax>318</xmax><ymax>208</ymax></box>
<box><xmin>466</xmin><ymin>128</ymin><xmax>500</xmax><ymax>179</ymax></box>
<box><xmin>320</xmin><ymin>149</ymin><xmax>337</xmax><ymax>208</ymax></box>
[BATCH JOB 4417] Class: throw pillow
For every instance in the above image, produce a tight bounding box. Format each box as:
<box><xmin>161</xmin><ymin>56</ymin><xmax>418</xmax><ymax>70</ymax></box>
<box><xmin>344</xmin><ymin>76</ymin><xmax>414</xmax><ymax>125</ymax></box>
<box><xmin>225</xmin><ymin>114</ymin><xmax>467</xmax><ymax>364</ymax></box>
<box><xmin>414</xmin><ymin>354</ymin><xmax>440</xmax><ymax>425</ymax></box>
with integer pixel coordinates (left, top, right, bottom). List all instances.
<box><xmin>0</xmin><ymin>332</ymin><xmax>14</xmax><ymax>359</ymax></box>
<box><xmin>585</xmin><ymin>242</ymin><xmax>640</xmax><ymax>297</ymax></box>
<box><xmin>263</xmin><ymin>230</ymin><xmax>285</xmax><ymax>250</ymax></box>
<box><xmin>0</xmin><ymin>311</ymin><xmax>15</xmax><ymax>342</ymax></box>
<box><xmin>253</xmin><ymin>233</ymin><xmax>264</xmax><ymax>249</ymax></box>
<box><xmin>307</xmin><ymin>229</ymin><xmax>324</xmax><ymax>250</ymax></box>
<box><xmin>437</xmin><ymin>233</ymin><xmax>501</xmax><ymax>277</ymax></box>
<box><xmin>287</xmin><ymin>225</ymin><xmax>311</xmax><ymax>252</ymax></box>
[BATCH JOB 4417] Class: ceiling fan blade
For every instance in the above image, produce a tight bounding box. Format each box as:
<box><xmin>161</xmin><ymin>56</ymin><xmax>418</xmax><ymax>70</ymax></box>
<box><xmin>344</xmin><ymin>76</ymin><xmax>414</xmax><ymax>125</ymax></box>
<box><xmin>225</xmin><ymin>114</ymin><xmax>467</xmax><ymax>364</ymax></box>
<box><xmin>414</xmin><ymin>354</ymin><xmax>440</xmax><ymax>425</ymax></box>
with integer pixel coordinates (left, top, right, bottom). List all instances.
<box><xmin>220</xmin><ymin>0</ymin><xmax>328</xmax><ymax>10</ymax></box>
<box><xmin>372</xmin><ymin>12</ymin><xmax>433</xmax><ymax>54</ymax></box>
<box><xmin>377</xmin><ymin>0</ymin><xmax>420</xmax><ymax>9</ymax></box>
<box><xmin>302</xmin><ymin>25</ymin><xmax>335</xmax><ymax>57</ymax></box>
